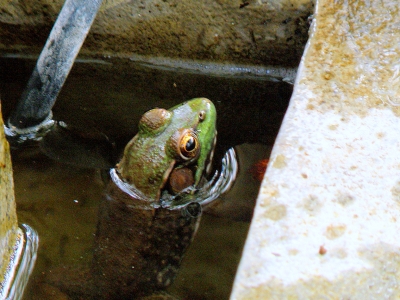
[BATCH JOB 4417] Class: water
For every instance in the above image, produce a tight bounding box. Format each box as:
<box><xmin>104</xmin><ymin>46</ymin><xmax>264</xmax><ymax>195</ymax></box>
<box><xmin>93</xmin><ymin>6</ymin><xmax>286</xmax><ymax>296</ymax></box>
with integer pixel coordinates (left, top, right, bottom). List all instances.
<box><xmin>6</xmin><ymin>224</ymin><xmax>39</xmax><ymax>300</ymax></box>
<box><xmin>0</xmin><ymin>57</ymin><xmax>291</xmax><ymax>299</ymax></box>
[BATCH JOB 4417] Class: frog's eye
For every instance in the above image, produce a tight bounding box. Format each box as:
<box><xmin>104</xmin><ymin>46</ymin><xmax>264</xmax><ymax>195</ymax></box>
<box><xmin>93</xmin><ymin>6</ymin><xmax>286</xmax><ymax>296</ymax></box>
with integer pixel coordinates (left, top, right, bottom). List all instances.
<box><xmin>169</xmin><ymin>129</ymin><xmax>200</xmax><ymax>161</ymax></box>
<box><xmin>179</xmin><ymin>132</ymin><xmax>199</xmax><ymax>159</ymax></box>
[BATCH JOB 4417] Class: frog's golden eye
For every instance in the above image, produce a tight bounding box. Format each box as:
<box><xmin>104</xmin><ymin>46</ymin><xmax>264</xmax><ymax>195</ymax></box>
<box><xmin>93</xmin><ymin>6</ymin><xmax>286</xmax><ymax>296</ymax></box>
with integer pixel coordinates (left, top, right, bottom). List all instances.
<box><xmin>168</xmin><ymin>129</ymin><xmax>200</xmax><ymax>161</ymax></box>
<box><xmin>179</xmin><ymin>131</ymin><xmax>200</xmax><ymax>160</ymax></box>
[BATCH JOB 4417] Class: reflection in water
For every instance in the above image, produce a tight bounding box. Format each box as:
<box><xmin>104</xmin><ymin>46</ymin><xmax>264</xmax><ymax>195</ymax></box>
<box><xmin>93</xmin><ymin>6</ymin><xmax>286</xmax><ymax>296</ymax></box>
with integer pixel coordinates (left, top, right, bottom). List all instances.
<box><xmin>91</xmin><ymin>178</ymin><xmax>203</xmax><ymax>299</ymax></box>
<box><xmin>204</xmin><ymin>144</ymin><xmax>271</xmax><ymax>222</ymax></box>
<box><xmin>6</xmin><ymin>224</ymin><xmax>39</xmax><ymax>300</ymax></box>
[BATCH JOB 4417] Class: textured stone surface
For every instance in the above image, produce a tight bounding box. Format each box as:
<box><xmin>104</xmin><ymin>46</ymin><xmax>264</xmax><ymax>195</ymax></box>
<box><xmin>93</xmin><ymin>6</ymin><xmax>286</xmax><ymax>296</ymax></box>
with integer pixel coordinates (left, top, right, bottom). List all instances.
<box><xmin>0</xmin><ymin>102</ymin><xmax>21</xmax><ymax>296</ymax></box>
<box><xmin>231</xmin><ymin>0</ymin><xmax>400</xmax><ymax>298</ymax></box>
<box><xmin>0</xmin><ymin>0</ymin><xmax>314</xmax><ymax>67</ymax></box>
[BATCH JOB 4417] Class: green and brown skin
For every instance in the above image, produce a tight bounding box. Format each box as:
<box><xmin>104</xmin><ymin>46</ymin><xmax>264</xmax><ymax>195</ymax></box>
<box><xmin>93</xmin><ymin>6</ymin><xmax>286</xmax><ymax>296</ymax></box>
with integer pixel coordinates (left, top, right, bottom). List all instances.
<box><xmin>91</xmin><ymin>98</ymin><xmax>217</xmax><ymax>299</ymax></box>
<box><xmin>117</xmin><ymin>97</ymin><xmax>217</xmax><ymax>201</ymax></box>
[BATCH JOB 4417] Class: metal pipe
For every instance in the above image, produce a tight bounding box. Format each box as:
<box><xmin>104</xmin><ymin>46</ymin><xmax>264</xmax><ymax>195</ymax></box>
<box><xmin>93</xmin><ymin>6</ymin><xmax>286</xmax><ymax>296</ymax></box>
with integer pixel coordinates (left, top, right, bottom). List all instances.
<box><xmin>8</xmin><ymin>0</ymin><xmax>103</xmax><ymax>130</ymax></box>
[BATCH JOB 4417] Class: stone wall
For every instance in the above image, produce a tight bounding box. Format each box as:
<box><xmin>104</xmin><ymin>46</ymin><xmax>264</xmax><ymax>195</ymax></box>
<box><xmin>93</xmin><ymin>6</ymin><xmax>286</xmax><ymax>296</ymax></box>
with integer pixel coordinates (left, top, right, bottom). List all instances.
<box><xmin>0</xmin><ymin>102</ymin><xmax>21</xmax><ymax>297</ymax></box>
<box><xmin>231</xmin><ymin>0</ymin><xmax>400</xmax><ymax>298</ymax></box>
<box><xmin>0</xmin><ymin>0</ymin><xmax>314</xmax><ymax>67</ymax></box>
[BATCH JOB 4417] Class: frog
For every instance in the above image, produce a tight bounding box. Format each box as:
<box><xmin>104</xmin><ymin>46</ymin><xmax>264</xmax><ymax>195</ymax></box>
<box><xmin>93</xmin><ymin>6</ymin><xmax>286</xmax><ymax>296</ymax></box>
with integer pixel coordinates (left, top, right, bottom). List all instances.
<box><xmin>89</xmin><ymin>98</ymin><xmax>218</xmax><ymax>299</ymax></box>
<box><xmin>116</xmin><ymin>97</ymin><xmax>217</xmax><ymax>202</ymax></box>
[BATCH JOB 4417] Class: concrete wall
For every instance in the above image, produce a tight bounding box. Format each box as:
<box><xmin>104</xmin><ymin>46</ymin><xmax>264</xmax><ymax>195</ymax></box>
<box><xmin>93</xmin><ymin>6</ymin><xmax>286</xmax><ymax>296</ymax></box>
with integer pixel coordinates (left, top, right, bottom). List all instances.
<box><xmin>0</xmin><ymin>0</ymin><xmax>314</xmax><ymax>67</ymax></box>
<box><xmin>231</xmin><ymin>0</ymin><xmax>400</xmax><ymax>298</ymax></box>
<box><xmin>0</xmin><ymin>103</ymin><xmax>22</xmax><ymax>298</ymax></box>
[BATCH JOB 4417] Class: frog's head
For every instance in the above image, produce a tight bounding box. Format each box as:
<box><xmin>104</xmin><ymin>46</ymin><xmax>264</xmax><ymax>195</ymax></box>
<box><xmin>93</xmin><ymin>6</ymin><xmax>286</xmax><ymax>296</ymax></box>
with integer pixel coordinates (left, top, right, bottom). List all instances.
<box><xmin>116</xmin><ymin>98</ymin><xmax>217</xmax><ymax>202</ymax></box>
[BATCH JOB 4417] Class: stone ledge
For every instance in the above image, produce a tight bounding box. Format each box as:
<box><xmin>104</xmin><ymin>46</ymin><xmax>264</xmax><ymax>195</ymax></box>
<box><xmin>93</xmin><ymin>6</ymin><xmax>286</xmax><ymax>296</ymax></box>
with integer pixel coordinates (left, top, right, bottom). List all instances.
<box><xmin>231</xmin><ymin>0</ymin><xmax>400</xmax><ymax>298</ymax></box>
<box><xmin>0</xmin><ymin>0</ymin><xmax>314</xmax><ymax>67</ymax></box>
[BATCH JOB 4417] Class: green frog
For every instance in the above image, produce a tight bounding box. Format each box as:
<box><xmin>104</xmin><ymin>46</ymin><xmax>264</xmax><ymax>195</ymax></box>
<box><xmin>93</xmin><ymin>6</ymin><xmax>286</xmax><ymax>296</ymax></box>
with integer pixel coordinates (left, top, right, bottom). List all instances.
<box><xmin>116</xmin><ymin>97</ymin><xmax>217</xmax><ymax>202</ymax></box>
<box><xmin>91</xmin><ymin>98</ymin><xmax>217</xmax><ymax>299</ymax></box>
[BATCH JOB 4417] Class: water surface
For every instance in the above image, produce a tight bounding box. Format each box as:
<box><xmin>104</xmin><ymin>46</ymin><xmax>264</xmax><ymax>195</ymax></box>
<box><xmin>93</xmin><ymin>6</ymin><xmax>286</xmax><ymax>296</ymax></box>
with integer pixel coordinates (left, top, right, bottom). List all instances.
<box><xmin>1</xmin><ymin>57</ymin><xmax>291</xmax><ymax>299</ymax></box>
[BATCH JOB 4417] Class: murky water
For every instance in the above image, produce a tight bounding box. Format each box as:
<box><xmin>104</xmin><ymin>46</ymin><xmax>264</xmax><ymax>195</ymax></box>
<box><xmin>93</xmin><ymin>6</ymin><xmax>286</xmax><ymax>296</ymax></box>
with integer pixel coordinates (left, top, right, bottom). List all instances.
<box><xmin>0</xmin><ymin>57</ymin><xmax>291</xmax><ymax>299</ymax></box>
